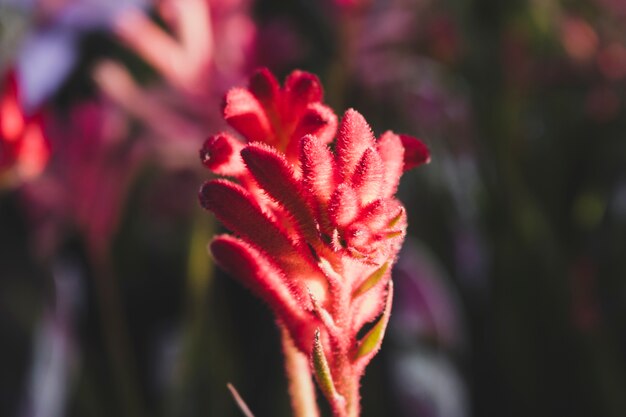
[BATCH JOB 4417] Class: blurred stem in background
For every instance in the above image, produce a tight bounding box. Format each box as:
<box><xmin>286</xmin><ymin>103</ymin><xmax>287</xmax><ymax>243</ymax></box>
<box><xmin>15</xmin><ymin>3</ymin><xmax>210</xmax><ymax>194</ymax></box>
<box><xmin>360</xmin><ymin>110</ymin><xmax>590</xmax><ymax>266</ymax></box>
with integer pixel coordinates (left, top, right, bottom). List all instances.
<box><xmin>168</xmin><ymin>206</ymin><xmax>216</xmax><ymax>416</ymax></box>
<box><xmin>327</xmin><ymin>6</ymin><xmax>359</xmax><ymax>111</ymax></box>
<box><xmin>463</xmin><ymin>1</ymin><xmax>626</xmax><ymax>416</ymax></box>
<box><xmin>89</xmin><ymin>246</ymin><xmax>147</xmax><ymax>417</ymax></box>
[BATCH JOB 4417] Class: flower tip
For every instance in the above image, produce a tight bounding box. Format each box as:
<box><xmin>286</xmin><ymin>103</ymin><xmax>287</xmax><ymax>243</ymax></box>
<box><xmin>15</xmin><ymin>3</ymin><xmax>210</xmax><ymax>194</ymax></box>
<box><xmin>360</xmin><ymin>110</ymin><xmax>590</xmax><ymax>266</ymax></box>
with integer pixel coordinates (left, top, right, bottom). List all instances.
<box><xmin>223</xmin><ymin>88</ymin><xmax>272</xmax><ymax>143</ymax></box>
<box><xmin>249</xmin><ymin>67</ymin><xmax>279</xmax><ymax>102</ymax></box>
<box><xmin>199</xmin><ymin>133</ymin><xmax>246</xmax><ymax>176</ymax></box>
<box><xmin>339</xmin><ymin>109</ymin><xmax>373</xmax><ymax>144</ymax></box>
<box><xmin>198</xmin><ymin>179</ymin><xmax>240</xmax><ymax>213</ymax></box>
<box><xmin>197</xmin><ymin>180</ymin><xmax>214</xmax><ymax>211</ymax></box>
<box><xmin>400</xmin><ymin>134</ymin><xmax>430</xmax><ymax>171</ymax></box>
<box><xmin>336</xmin><ymin>109</ymin><xmax>376</xmax><ymax>179</ymax></box>
<box><xmin>199</xmin><ymin>133</ymin><xmax>228</xmax><ymax>166</ymax></box>
<box><xmin>285</xmin><ymin>70</ymin><xmax>323</xmax><ymax>104</ymax></box>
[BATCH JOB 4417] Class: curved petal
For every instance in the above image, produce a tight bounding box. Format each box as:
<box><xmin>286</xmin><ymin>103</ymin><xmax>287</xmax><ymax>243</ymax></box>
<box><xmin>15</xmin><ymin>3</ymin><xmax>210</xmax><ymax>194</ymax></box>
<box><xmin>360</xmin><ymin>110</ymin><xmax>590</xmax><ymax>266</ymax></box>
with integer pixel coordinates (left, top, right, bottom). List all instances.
<box><xmin>328</xmin><ymin>183</ymin><xmax>359</xmax><ymax>228</ymax></box>
<box><xmin>400</xmin><ymin>134</ymin><xmax>430</xmax><ymax>171</ymax></box>
<box><xmin>335</xmin><ymin>109</ymin><xmax>376</xmax><ymax>180</ymax></box>
<box><xmin>376</xmin><ymin>131</ymin><xmax>404</xmax><ymax>198</ymax></box>
<box><xmin>199</xmin><ymin>132</ymin><xmax>246</xmax><ymax>176</ymax></box>
<box><xmin>249</xmin><ymin>67</ymin><xmax>280</xmax><ymax>107</ymax></box>
<box><xmin>200</xmin><ymin>179</ymin><xmax>301</xmax><ymax>270</ymax></box>
<box><xmin>241</xmin><ymin>142</ymin><xmax>319</xmax><ymax>243</ymax></box>
<box><xmin>284</xmin><ymin>70</ymin><xmax>323</xmax><ymax>112</ymax></box>
<box><xmin>211</xmin><ymin>235</ymin><xmax>306</xmax><ymax>325</ymax></box>
<box><xmin>351</xmin><ymin>147</ymin><xmax>384</xmax><ymax>206</ymax></box>
<box><xmin>300</xmin><ymin>134</ymin><xmax>336</xmax><ymax>204</ymax></box>
<box><xmin>223</xmin><ymin>87</ymin><xmax>273</xmax><ymax>143</ymax></box>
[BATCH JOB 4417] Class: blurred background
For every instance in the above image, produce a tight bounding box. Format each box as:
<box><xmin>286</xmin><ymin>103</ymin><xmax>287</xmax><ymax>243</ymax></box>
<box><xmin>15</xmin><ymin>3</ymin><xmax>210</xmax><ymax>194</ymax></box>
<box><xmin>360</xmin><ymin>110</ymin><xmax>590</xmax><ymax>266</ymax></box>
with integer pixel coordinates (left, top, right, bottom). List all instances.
<box><xmin>1</xmin><ymin>0</ymin><xmax>626</xmax><ymax>416</ymax></box>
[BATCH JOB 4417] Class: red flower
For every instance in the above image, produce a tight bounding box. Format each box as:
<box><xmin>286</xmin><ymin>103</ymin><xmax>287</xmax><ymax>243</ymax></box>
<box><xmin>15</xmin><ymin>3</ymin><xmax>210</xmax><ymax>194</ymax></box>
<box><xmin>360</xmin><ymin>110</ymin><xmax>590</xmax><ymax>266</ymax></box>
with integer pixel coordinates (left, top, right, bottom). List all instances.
<box><xmin>200</xmin><ymin>69</ymin><xmax>429</xmax><ymax>417</ymax></box>
<box><xmin>0</xmin><ymin>70</ymin><xmax>50</xmax><ymax>186</ymax></box>
<box><xmin>221</xmin><ymin>68</ymin><xmax>338</xmax><ymax>163</ymax></box>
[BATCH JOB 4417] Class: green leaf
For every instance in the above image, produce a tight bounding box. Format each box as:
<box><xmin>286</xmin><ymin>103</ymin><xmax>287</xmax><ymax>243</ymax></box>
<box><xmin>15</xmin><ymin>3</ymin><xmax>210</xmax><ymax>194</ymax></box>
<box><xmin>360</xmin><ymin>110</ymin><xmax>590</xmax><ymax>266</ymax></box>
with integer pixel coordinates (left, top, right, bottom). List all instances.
<box><xmin>387</xmin><ymin>208</ymin><xmax>404</xmax><ymax>228</ymax></box>
<box><xmin>352</xmin><ymin>262</ymin><xmax>389</xmax><ymax>298</ymax></box>
<box><xmin>312</xmin><ymin>329</ymin><xmax>339</xmax><ymax>401</ymax></box>
<box><xmin>354</xmin><ymin>282</ymin><xmax>393</xmax><ymax>360</ymax></box>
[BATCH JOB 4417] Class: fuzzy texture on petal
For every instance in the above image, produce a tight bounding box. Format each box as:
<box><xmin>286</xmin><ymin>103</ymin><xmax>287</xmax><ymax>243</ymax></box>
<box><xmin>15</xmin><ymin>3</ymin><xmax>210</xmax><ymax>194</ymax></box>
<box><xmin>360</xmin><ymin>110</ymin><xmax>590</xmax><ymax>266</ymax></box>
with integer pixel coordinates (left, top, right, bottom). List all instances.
<box><xmin>351</xmin><ymin>147</ymin><xmax>384</xmax><ymax>206</ymax></box>
<box><xmin>211</xmin><ymin>235</ymin><xmax>302</xmax><ymax>322</ymax></box>
<box><xmin>249</xmin><ymin>67</ymin><xmax>280</xmax><ymax>106</ymax></box>
<box><xmin>300</xmin><ymin>134</ymin><xmax>336</xmax><ymax>204</ymax></box>
<box><xmin>328</xmin><ymin>184</ymin><xmax>359</xmax><ymax>228</ymax></box>
<box><xmin>241</xmin><ymin>142</ymin><xmax>319</xmax><ymax>243</ymax></box>
<box><xmin>296</xmin><ymin>104</ymin><xmax>337</xmax><ymax>143</ymax></box>
<box><xmin>211</xmin><ymin>235</ymin><xmax>317</xmax><ymax>351</ymax></box>
<box><xmin>224</xmin><ymin>88</ymin><xmax>273</xmax><ymax>143</ymax></box>
<box><xmin>223</xmin><ymin>68</ymin><xmax>338</xmax><ymax>163</ymax></box>
<box><xmin>200</xmin><ymin>179</ymin><xmax>328</xmax><ymax>307</ymax></box>
<box><xmin>288</xmin><ymin>103</ymin><xmax>337</xmax><ymax>157</ymax></box>
<box><xmin>284</xmin><ymin>70</ymin><xmax>324</xmax><ymax>112</ymax></box>
<box><xmin>199</xmin><ymin>179</ymin><xmax>299</xmax><ymax>270</ymax></box>
<box><xmin>199</xmin><ymin>132</ymin><xmax>246</xmax><ymax>176</ymax></box>
<box><xmin>335</xmin><ymin>109</ymin><xmax>375</xmax><ymax>181</ymax></box>
<box><xmin>376</xmin><ymin>131</ymin><xmax>404</xmax><ymax>198</ymax></box>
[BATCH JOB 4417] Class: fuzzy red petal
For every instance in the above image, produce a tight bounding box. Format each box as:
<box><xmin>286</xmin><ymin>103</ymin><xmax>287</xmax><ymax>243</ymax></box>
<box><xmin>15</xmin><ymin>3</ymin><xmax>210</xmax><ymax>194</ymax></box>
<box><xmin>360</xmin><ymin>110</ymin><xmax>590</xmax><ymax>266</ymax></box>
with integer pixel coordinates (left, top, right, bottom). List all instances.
<box><xmin>241</xmin><ymin>142</ymin><xmax>319</xmax><ymax>243</ymax></box>
<box><xmin>199</xmin><ymin>132</ymin><xmax>246</xmax><ymax>176</ymax></box>
<box><xmin>284</xmin><ymin>70</ymin><xmax>323</xmax><ymax>111</ymax></box>
<box><xmin>287</xmin><ymin>103</ymin><xmax>338</xmax><ymax>159</ymax></box>
<box><xmin>400</xmin><ymin>134</ymin><xmax>430</xmax><ymax>171</ymax></box>
<box><xmin>376</xmin><ymin>131</ymin><xmax>404</xmax><ymax>198</ymax></box>
<box><xmin>328</xmin><ymin>184</ymin><xmax>359</xmax><ymax>228</ymax></box>
<box><xmin>211</xmin><ymin>234</ymin><xmax>305</xmax><ymax>324</ymax></box>
<box><xmin>300</xmin><ymin>134</ymin><xmax>336</xmax><ymax>204</ymax></box>
<box><xmin>301</xmin><ymin>104</ymin><xmax>338</xmax><ymax>144</ymax></box>
<box><xmin>355</xmin><ymin>199</ymin><xmax>404</xmax><ymax>233</ymax></box>
<box><xmin>223</xmin><ymin>88</ymin><xmax>273</xmax><ymax>143</ymax></box>
<box><xmin>248</xmin><ymin>67</ymin><xmax>280</xmax><ymax>107</ymax></box>
<box><xmin>200</xmin><ymin>179</ymin><xmax>328</xmax><ymax>302</ymax></box>
<box><xmin>351</xmin><ymin>148</ymin><xmax>384</xmax><ymax>206</ymax></box>
<box><xmin>199</xmin><ymin>179</ymin><xmax>298</xmax><ymax>267</ymax></box>
<box><xmin>335</xmin><ymin>109</ymin><xmax>376</xmax><ymax>180</ymax></box>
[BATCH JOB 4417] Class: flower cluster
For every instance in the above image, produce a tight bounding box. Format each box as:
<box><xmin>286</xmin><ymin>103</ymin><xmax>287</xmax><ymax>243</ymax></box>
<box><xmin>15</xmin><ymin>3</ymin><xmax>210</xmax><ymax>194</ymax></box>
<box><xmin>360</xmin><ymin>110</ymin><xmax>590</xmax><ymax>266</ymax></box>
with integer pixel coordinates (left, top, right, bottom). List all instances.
<box><xmin>199</xmin><ymin>68</ymin><xmax>429</xmax><ymax>417</ymax></box>
<box><xmin>0</xmin><ymin>70</ymin><xmax>49</xmax><ymax>187</ymax></box>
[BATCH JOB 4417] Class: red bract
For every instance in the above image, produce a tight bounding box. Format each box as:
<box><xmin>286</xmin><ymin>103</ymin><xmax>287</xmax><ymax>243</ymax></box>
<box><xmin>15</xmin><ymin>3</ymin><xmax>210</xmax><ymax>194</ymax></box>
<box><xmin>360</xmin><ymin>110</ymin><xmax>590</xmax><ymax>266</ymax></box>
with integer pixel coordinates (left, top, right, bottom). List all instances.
<box><xmin>0</xmin><ymin>70</ymin><xmax>50</xmax><ymax>187</ymax></box>
<box><xmin>200</xmin><ymin>69</ymin><xmax>429</xmax><ymax>417</ymax></box>
<box><xmin>222</xmin><ymin>67</ymin><xmax>338</xmax><ymax>163</ymax></box>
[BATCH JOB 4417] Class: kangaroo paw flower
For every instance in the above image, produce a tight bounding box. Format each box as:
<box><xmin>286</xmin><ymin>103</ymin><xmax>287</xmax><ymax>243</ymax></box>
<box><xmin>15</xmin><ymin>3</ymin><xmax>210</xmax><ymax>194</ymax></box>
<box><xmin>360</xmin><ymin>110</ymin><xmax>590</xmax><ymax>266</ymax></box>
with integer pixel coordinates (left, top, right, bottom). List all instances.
<box><xmin>200</xmin><ymin>68</ymin><xmax>429</xmax><ymax>417</ymax></box>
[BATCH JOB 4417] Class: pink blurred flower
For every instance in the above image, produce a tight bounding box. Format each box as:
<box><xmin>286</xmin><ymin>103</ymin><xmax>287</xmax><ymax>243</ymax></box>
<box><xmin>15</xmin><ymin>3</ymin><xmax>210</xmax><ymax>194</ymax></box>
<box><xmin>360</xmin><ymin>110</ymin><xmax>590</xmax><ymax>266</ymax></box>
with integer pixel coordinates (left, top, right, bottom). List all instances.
<box><xmin>597</xmin><ymin>42</ymin><xmax>626</xmax><ymax>81</ymax></box>
<box><xmin>199</xmin><ymin>69</ymin><xmax>429</xmax><ymax>417</ymax></box>
<box><xmin>112</xmin><ymin>0</ymin><xmax>255</xmax><ymax>97</ymax></box>
<box><xmin>94</xmin><ymin>0</ymin><xmax>257</xmax><ymax>165</ymax></box>
<box><xmin>0</xmin><ymin>69</ymin><xmax>50</xmax><ymax>187</ymax></box>
<box><xmin>23</xmin><ymin>99</ymin><xmax>146</xmax><ymax>255</ymax></box>
<box><xmin>559</xmin><ymin>15</ymin><xmax>599</xmax><ymax>63</ymax></box>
